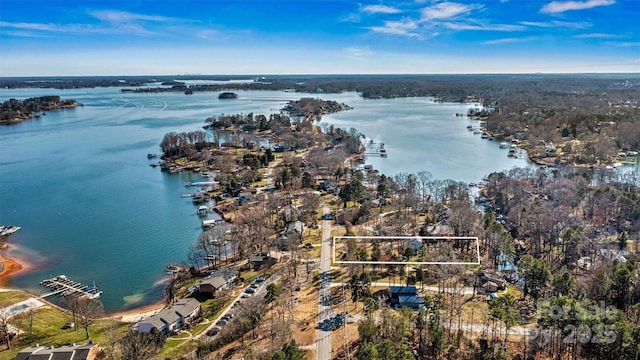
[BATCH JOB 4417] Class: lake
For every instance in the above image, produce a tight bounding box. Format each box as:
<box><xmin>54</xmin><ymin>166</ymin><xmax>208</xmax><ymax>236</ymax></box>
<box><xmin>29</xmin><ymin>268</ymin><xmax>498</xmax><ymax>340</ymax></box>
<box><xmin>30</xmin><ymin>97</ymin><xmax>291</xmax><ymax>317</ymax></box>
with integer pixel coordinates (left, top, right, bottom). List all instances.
<box><xmin>0</xmin><ymin>86</ymin><xmax>576</xmax><ymax>311</ymax></box>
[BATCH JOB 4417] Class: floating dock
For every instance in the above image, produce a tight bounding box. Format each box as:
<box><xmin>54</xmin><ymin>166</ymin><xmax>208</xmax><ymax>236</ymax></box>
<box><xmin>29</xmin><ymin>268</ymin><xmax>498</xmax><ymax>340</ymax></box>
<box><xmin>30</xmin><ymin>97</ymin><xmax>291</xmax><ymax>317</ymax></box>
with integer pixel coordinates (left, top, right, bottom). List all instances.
<box><xmin>40</xmin><ymin>275</ymin><xmax>102</xmax><ymax>299</ymax></box>
<box><xmin>363</xmin><ymin>141</ymin><xmax>387</xmax><ymax>158</ymax></box>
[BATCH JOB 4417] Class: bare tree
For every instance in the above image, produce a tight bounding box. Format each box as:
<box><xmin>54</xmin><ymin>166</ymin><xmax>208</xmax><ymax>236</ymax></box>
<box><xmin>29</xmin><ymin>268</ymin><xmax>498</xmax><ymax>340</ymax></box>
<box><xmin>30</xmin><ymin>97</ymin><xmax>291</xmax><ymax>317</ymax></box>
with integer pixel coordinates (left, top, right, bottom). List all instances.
<box><xmin>0</xmin><ymin>301</ymin><xmax>13</xmax><ymax>349</ymax></box>
<box><xmin>119</xmin><ymin>328</ymin><xmax>166</xmax><ymax>360</ymax></box>
<box><xmin>61</xmin><ymin>296</ymin><xmax>80</xmax><ymax>332</ymax></box>
<box><xmin>75</xmin><ymin>297</ymin><xmax>104</xmax><ymax>339</ymax></box>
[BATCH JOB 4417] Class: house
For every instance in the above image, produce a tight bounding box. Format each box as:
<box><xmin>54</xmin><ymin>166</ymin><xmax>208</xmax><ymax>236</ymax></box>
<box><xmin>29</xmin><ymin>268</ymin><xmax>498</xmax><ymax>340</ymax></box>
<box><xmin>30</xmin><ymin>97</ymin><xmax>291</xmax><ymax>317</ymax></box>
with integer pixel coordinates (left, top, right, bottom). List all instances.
<box><xmin>280</xmin><ymin>204</ymin><xmax>301</xmax><ymax>223</ymax></box>
<box><xmin>198</xmin><ymin>268</ymin><xmax>239</xmax><ymax>297</ymax></box>
<box><xmin>318</xmin><ymin>180</ymin><xmax>339</xmax><ymax>195</ymax></box>
<box><xmin>429</xmin><ymin>219</ymin><xmax>453</xmax><ymax>236</ymax></box>
<box><xmin>249</xmin><ymin>251</ymin><xmax>280</xmax><ymax>270</ymax></box>
<box><xmin>599</xmin><ymin>249</ymin><xmax>632</xmax><ymax>263</ymax></box>
<box><xmin>389</xmin><ymin>286</ymin><xmax>425</xmax><ymax>310</ymax></box>
<box><xmin>275</xmin><ymin>221</ymin><xmax>304</xmax><ymax>249</ymax></box>
<box><xmin>16</xmin><ymin>342</ymin><xmax>99</xmax><ymax>360</ymax></box>
<box><xmin>404</xmin><ymin>237</ymin><xmax>423</xmax><ymax>251</ymax></box>
<box><xmin>476</xmin><ymin>270</ymin><xmax>507</xmax><ymax>291</ymax></box>
<box><xmin>135</xmin><ymin>298</ymin><xmax>201</xmax><ymax>334</ymax></box>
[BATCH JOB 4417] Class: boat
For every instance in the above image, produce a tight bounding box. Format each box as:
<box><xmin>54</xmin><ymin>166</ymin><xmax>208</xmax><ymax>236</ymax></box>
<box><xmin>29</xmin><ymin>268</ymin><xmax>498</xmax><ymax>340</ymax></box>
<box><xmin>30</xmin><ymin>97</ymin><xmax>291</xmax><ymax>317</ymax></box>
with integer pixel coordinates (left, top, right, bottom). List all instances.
<box><xmin>467</xmin><ymin>125</ymin><xmax>473</xmax><ymax>130</ymax></box>
<box><xmin>193</xmin><ymin>167</ymin><xmax>201</xmax><ymax>172</ymax></box>
<box><xmin>147</xmin><ymin>153</ymin><xmax>157</xmax><ymax>159</ymax></box>
<box><xmin>86</xmin><ymin>291</ymin><xmax>103</xmax><ymax>299</ymax></box>
<box><xmin>499</xmin><ymin>142</ymin><xmax>509</xmax><ymax>148</ymax></box>
<box><xmin>0</xmin><ymin>226</ymin><xmax>21</xmax><ymax>237</ymax></box>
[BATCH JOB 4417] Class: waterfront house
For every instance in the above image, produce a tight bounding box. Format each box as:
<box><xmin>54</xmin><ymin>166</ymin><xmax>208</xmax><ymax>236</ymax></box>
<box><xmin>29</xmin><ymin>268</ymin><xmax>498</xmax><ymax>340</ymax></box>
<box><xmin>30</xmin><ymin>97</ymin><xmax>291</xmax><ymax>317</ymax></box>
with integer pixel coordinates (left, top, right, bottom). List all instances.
<box><xmin>389</xmin><ymin>286</ymin><xmax>425</xmax><ymax>310</ymax></box>
<box><xmin>198</xmin><ymin>268</ymin><xmax>239</xmax><ymax>297</ymax></box>
<box><xmin>135</xmin><ymin>298</ymin><xmax>201</xmax><ymax>334</ymax></box>
<box><xmin>249</xmin><ymin>251</ymin><xmax>280</xmax><ymax>270</ymax></box>
<box><xmin>16</xmin><ymin>342</ymin><xmax>99</xmax><ymax>360</ymax></box>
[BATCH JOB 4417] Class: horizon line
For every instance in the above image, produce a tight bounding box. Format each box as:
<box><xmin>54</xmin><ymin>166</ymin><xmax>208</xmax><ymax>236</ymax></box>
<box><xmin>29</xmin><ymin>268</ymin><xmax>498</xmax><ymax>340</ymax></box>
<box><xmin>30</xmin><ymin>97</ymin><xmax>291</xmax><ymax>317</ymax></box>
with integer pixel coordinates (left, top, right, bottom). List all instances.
<box><xmin>2</xmin><ymin>71</ymin><xmax>639</xmax><ymax>80</ymax></box>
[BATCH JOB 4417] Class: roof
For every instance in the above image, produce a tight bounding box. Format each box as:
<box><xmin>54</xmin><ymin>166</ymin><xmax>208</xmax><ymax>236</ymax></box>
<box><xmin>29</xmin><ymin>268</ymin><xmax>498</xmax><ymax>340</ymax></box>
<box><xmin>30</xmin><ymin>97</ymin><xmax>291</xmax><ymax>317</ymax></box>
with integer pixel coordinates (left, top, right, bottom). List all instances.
<box><xmin>389</xmin><ymin>286</ymin><xmax>418</xmax><ymax>295</ymax></box>
<box><xmin>174</xmin><ymin>298</ymin><xmax>201</xmax><ymax>317</ymax></box>
<box><xmin>15</xmin><ymin>343</ymin><xmax>98</xmax><ymax>360</ymax></box>
<box><xmin>210</xmin><ymin>268</ymin><xmax>239</xmax><ymax>280</ymax></box>
<box><xmin>156</xmin><ymin>308</ymin><xmax>180</xmax><ymax>325</ymax></box>
<box><xmin>249</xmin><ymin>254</ymin><xmax>267</xmax><ymax>262</ymax></box>
<box><xmin>397</xmin><ymin>295</ymin><xmax>425</xmax><ymax>305</ymax></box>
<box><xmin>136</xmin><ymin>298</ymin><xmax>200</xmax><ymax>331</ymax></box>
<box><xmin>200</xmin><ymin>276</ymin><xmax>227</xmax><ymax>290</ymax></box>
<box><xmin>287</xmin><ymin>221</ymin><xmax>303</xmax><ymax>234</ymax></box>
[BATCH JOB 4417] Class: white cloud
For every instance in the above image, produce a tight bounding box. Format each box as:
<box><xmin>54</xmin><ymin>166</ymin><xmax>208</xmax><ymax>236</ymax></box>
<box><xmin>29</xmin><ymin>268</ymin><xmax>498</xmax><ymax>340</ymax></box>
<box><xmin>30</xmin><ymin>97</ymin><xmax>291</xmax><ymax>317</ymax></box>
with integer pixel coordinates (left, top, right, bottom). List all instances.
<box><xmin>361</xmin><ymin>5</ymin><xmax>401</xmax><ymax>14</ymax></box>
<box><xmin>368</xmin><ymin>19</ymin><xmax>420</xmax><ymax>37</ymax></box>
<box><xmin>444</xmin><ymin>22</ymin><xmax>525</xmax><ymax>31</ymax></box>
<box><xmin>421</xmin><ymin>2</ymin><xmax>478</xmax><ymax>20</ymax></box>
<box><xmin>540</xmin><ymin>0</ymin><xmax>615</xmax><ymax>14</ymax></box>
<box><xmin>88</xmin><ymin>10</ymin><xmax>173</xmax><ymax>23</ymax></box>
<box><xmin>197</xmin><ymin>30</ymin><xmax>219</xmax><ymax>39</ymax></box>
<box><xmin>87</xmin><ymin>10</ymin><xmax>180</xmax><ymax>36</ymax></box>
<box><xmin>575</xmin><ymin>33</ymin><xmax>621</xmax><ymax>38</ymax></box>
<box><xmin>0</xmin><ymin>21</ymin><xmax>81</xmax><ymax>32</ymax></box>
<box><xmin>0</xmin><ymin>20</ymin><xmax>113</xmax><ymax>35</ymax></box>
<box><xmin>344</xmin><ymin>47</ymin><xmax>373</xmax><ymax>60</ymax></box>
<box><xmin>483</xmin><ymin>38</ymin><xmax>520</xmax><ymax>45</ymax></box>
<box><xmin>521</xmin><ymin>20</ymin><xmax>590</xmax><ymax>29</ymax></box>
<box><xmin>484</xmin><ymin>37</ymin><xmax>536</xmax><ymax>45</ymax></box>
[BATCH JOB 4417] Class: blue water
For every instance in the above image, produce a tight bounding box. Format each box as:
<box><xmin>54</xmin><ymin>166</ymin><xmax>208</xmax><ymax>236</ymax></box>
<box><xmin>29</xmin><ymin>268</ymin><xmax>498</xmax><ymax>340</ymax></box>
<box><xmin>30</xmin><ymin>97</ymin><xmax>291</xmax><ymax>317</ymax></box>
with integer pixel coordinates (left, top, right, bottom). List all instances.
<box><xmin>1</xmin><ymin>86</ymin><xmax>631</xmax><ymax>312</ymax></box>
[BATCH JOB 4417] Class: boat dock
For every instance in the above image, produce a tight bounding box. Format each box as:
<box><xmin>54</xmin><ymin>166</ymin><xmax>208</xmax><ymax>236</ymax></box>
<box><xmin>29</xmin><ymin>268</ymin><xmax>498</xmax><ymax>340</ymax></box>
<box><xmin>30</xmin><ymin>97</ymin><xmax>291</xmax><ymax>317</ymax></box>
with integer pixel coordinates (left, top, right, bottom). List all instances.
<box><xmin>363</xmin><ymin>141</ymin><xmax>388</xmax><ymax>158</ymax></box>
<box><xmin>40</xmin><ymin>275</ymin><xmax>102</xmax><ymax>299</ymax></box>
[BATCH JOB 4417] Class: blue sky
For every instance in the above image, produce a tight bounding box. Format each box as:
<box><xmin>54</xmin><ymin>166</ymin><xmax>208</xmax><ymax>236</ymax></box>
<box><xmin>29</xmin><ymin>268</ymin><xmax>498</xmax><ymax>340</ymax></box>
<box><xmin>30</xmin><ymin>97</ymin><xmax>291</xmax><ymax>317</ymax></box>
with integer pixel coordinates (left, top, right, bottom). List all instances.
<box><xmin>0</xmin><ymin>0</ymin><xmax>638</xmax><ymax>76</ymax></box>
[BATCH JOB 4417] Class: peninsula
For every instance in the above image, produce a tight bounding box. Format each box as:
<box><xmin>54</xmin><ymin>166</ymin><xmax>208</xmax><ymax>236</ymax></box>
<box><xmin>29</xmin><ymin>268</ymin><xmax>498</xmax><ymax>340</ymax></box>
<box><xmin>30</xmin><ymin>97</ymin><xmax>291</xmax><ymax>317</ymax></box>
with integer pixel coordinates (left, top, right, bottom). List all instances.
<box><xmin>0</xmin><ymin>95</ymin><xmax>80</xmax><ymax>125</ymax></box>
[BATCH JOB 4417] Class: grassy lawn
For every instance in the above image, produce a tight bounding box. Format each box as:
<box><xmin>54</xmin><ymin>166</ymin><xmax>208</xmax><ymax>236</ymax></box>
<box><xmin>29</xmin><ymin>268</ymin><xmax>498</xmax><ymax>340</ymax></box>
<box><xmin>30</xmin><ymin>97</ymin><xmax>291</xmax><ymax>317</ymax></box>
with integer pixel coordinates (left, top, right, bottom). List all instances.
<box><xmin>159</xmin><ymin>338</ymin><xmax>201</xmax><ymax>359</ymax></box>
<box><xmin>0</xmin><ymin>291</ymin><xmax>129</xmax><ymax>360</ymax></box>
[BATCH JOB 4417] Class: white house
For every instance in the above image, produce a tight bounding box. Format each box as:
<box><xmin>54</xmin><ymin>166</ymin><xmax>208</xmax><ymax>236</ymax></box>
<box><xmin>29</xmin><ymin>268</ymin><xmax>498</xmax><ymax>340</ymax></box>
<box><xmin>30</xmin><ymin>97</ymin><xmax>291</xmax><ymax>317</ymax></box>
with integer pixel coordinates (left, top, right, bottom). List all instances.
<box><xmin>135</xmin><ymin>298</ymin><xmax>201</xmax><ymax>334</ymax></box>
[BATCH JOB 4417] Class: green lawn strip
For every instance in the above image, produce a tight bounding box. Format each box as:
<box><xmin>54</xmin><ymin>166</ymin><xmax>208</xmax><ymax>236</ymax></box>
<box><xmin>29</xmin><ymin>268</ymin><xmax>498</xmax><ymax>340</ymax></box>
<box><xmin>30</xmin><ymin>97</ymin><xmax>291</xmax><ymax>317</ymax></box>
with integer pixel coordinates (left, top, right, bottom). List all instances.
<box><xmin>159</xmin><ymin>338</ymin><xmax>201</xmax><ymax>359</ymax></box>
<box><xmin>0</xmin><ymin>291</ymin><xmax>30</xmax><ymax>304</ymax></box>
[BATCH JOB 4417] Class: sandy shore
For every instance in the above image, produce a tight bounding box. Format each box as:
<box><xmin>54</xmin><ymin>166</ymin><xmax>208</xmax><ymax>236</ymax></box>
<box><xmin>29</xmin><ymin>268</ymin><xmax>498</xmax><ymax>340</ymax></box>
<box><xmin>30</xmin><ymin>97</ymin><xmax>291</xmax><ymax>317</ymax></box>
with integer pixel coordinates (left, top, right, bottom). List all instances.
<box><xmin>0</xmin><ymin>243</ymin><xmax>24</xmax><ymax>286</ymax></box>
<box><xmin>110</xmin><ymin>300</ymin><xmax>166</xmax><ymax>322</ymax></box>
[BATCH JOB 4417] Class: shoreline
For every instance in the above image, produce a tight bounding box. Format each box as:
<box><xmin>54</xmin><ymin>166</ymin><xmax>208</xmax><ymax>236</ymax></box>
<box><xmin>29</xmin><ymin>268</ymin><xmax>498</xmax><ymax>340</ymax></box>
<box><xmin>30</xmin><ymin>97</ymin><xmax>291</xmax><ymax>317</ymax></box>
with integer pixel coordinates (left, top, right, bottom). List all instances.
<box><xmin>0</xmin><ymin>239</ymin><xmax>167</xmax><ymax>321</ymax></box>
<box><xmin>0</xmin><ymin>240</ymin><xmax>24</xmax><ymax>286</ymax></box>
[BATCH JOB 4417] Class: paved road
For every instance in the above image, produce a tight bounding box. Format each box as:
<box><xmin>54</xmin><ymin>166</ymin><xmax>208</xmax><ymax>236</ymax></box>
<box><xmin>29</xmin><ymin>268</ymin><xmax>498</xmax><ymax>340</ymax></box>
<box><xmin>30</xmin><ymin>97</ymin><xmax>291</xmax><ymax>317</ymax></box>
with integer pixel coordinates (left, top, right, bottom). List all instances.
<box><xmin>316</xmin><ymin>205</ymin><xmax>333</xmax><ymax>360</ymax></box>
<box><xmin>195</xmin><ymin>274</ymin><xmax>278</xmax><ymax>341</ymax></box>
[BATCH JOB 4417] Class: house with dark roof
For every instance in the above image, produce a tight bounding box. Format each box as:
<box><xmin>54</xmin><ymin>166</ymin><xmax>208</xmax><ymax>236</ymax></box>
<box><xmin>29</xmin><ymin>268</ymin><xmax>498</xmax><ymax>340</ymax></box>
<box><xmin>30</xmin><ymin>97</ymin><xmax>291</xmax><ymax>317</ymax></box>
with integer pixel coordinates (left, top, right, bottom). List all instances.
<box><xmin>16</xmin><ymin>342</ymin><xmax>99</xmax><ymax>360</ymax></box>
<box><xmin>198</xmin><ymin>268</ymin><xmax>239</xmax><ymax>297</ymax></box>
<box><xmin>249</xmin><ymin>251</ymin><xmax>281</xmax><ymax>270</ymax></box>
<box><xmin>135</xmin><ymin>298</ymin><xmax>201</xmax><ymax>334</ymax></box>
<box><xmin>390</xmin><ymin>286</ymin><xmax>425</xmax><ymax>310</ymax></box>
